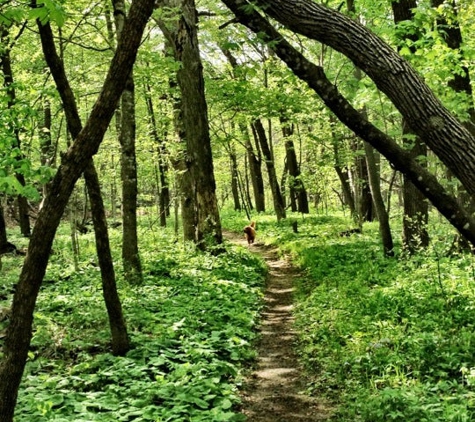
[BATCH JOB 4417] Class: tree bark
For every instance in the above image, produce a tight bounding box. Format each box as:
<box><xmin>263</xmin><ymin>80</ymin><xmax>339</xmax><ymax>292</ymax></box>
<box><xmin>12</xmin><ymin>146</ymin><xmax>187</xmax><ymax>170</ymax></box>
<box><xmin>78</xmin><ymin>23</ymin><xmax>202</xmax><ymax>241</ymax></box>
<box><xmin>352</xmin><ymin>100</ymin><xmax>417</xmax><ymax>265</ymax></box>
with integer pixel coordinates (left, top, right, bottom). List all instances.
<box><xmin>364</xmin><ymin>141</ymin><xmax>394</xmax><ymax>256</ymax></box>
<box><xmin>0</xmin><ymin>2</ymin><xmax>153</xmax><ymax>418</ymax></box>
<box><xmin>251</xmin><ymin>119</ymin><xmax>286</xmax><ymax>221</ymax></box>
<box><xmin>281</xmin><ymin>120</ymin><xmax>309</xmax><ymax>213</ymax></box>
<box><xmin>37</xmin><ymin>19</ymin><xmax>130</xmax><ymax>355</ymax></box>
<box><xmin>158</xmin><ymin>0</ymin><xmax>222</xmax><ymax>249</ymax></box>
<box><xmin>331</xmin><ymin>130</ymin><xmax>357</xmax><ymax>219</ymax></box>
<box><xmin>0</xmin><ymin>203</ymin><xmax>8</xmax><ymax>251</ymax></box>
<box><xmin>113</xmin><ymin>0</ymin><xmax>143</xmax><ymax>283</ymax></box>
<box><xmin>221</xmin><ymin>0</ymin><xmax>475</xmax><ymax>246</ymax></box>
<box><xmin>230</xmin><ymin>149</ymin><xmax>241</xmax><ymax>211</ymax></box>
<box><xmin>144</xmin><ymin>81</ymin><xmax>170</xmax><ymax>227</ymax></box>
<box><xmin>0</xmin><ymin>25</ymin><xmax>31</xmax><ymax>237</ymax></box>
<box><xmin>245</xmin><ymin>130</ymin><xmax>266</xmax><ymax>213</ymax></box>
<box><xmin>391</xmin><ymin>0</ymin><xmax>430</xmax><ymax>253</ymax></box>
<box><xmin>226</xmin><ymin>0</ymin><xmax>475</xmax><ymax>200</ymax></box>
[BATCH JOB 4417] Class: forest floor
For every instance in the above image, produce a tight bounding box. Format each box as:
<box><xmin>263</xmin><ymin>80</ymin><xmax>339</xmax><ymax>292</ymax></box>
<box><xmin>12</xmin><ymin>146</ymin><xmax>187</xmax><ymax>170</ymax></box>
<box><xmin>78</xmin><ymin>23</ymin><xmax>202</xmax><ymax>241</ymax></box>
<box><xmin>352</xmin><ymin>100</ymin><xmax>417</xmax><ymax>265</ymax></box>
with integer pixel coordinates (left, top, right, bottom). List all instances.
<box><xmin>224</xmin><ymin>231</ymin><xmax>333</xmax><ymax>421</ymax></box>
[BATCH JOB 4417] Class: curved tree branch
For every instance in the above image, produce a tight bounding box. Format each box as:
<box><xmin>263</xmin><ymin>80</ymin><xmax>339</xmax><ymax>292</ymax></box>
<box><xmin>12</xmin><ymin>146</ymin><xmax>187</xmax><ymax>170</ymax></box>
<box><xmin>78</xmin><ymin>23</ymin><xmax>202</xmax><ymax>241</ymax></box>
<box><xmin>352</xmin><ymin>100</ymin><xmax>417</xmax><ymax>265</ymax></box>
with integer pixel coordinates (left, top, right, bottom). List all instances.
<box><xmin>221</xmin><ymin>0</ymin><xmax>475</xmax><ymax>245</ymax></box>
<box><xmin>223</xmin><ymin>0</ymin><xmax>475</xmax><ymax>201</ymax></box>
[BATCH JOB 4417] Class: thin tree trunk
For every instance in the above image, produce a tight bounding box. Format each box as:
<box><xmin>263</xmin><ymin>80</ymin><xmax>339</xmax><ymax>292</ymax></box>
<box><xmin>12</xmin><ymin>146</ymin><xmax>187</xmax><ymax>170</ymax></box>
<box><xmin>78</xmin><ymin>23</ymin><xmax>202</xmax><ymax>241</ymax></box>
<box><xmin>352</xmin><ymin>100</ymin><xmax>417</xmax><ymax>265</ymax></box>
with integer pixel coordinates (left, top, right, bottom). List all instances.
<box><xmin>251</xmin><ymin>119</ymin><xmax>286</xmax><ymax>221</ymax></box>
<box><xmin>230</xmin><ymin>150</ymin><xmax>241</xmax><ymax>211</ymax></box>
<box><xmin>364</xmin><ymin>142</ymin><xmax>394</xmax><ymax>256</ymax></box>
<box><xmin>0</xmin><ymin>25</ymin><xmax>30</xmax><ymax>237</ymax></box>
<box><xmin>37</xmin><ymin>19</ymin><xmax>130</xmax><ymax>354</ymax></box>
<box><xmin>281</xmin><ymin>120</ymin><xmax>309</xmax><ymax>213</ymax></box>
<box><xmin>0</xmin><ymin>203</ymin><xmax>8</xmax><ymax>251</ymax></box>
<box><xmin>244</xmin><ymin>125</ymin><xmax>265</xmax><ymax>212</ymax></box>
<box><xmin>113</xmin><ymin>0</ymin><xmax>142</xmax><ymax>283</ymax></box>
<box><xmin>391</xmin><ymin>0</ymin><xmax>430</xmax><ymax>253</ymax></box>
<box><xmin>144</xmin><ymin>81</ymin><xmax>170</xmax><ymax>226</ymax></box>
<box><xmin>332</xmin><ymin>140</ymin><xmax>357</xmax><ymax>220</ymax></box>
<box><xmin>84</xmin><ymin>161</ymin><xmax>129</xmax><ymax>354</ymax></box>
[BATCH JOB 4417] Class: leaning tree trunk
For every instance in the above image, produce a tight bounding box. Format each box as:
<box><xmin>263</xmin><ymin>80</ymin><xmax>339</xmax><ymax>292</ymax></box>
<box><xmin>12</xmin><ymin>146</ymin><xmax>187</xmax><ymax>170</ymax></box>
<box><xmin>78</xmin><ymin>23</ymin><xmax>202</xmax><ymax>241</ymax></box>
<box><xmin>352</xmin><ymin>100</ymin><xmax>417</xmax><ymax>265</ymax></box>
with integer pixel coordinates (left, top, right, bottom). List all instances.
<box><xmin>230</xmin><ymin>0</ymin><xmax>475</xmax><ymax>200</ymax></box>
<box><xmin>251</xmin><ymin>119</ymin><xmax>286</xmax><ymax>221</ymax></box>
<box><xmin>37</xmin><ymin>20</ymin><xmax>130</xmax><ymax>354</ymax></box>
<box><xmin>221</xmin><ymin>0</ymin><xmax>475</xmax><ymax>246</ymax></box>
<box><xmin>158</xmin><ymin>0</ymin><xmax>222</xmax><ymax>249</ymax></box>
<box><xmin>0</xmin><ymin>3</ymin><xmax>154</xmax><ymax>419</ymax></box>
<box><xmin>430</xmin><ymin>0</ymin><xmax>475</xmax><ymax>250</ymax></box>
<box><xmin>113</xmin><ymin>0</ymin><xmax>142</xmax><ymax>283</ymax></box>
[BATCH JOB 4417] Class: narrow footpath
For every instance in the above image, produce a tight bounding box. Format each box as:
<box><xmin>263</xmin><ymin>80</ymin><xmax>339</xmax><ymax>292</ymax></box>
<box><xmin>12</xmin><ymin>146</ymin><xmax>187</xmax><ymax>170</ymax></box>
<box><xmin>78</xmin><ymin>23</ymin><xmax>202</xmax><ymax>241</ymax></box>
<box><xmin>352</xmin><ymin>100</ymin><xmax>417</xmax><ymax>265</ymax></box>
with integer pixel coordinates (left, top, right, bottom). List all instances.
<box><xmin>225</xmin><ymin>232</ymin><xmax>332</xmax><ymax>421</ymax></box>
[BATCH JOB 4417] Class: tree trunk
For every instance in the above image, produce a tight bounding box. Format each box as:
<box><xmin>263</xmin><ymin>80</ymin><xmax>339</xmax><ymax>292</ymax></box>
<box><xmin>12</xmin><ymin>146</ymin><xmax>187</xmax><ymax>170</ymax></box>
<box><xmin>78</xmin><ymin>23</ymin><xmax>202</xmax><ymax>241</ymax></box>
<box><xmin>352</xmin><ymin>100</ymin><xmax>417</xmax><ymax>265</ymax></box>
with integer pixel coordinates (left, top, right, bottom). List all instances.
<box><xmin>251</xmin><ymin>119</ymin><xmax>286</xmax><ymax>221</ymax></box>
<box><xmin>113</xmin><ymin>0</ymin><xmax>142</xmax><ymax>283</ymax></box>
<box><xmin>230</xmin><ymin>150</ymin><xmax>241</xmax><ymax>211</ymax></box>
<box><xmin>0</xmin><ymin>3</ymin><xmax>153</xmax><ymax>418</ymax></box>
<box><xmin>144</xmin><ymin>81</ymin><xmax>170</xmax><ymax>226</ymax></box>
<box><xmin>84</xmin><ymin>161</ymin><xmax>130</xmax><ymax>354</ymax></box>
<box><xmin>37</xmin><ymin>20</ymin><xmax>130</xmax><ymax>354</ymax></box>
<box><xmin>244</xmin><ymin>125</ymin><xmax>265</xmax><ymax>212</ymax></box>
<box><xmin>352</xmin><ymin>139</ymin><xmax>373</xmax><ymax>222</ymax></box>
<box><xmin>430</xmin><ymin>0</ymin><xmax>475</xmax><ymax>250</ymax></box>
<box><xmin>221</xmin><ymin>0</ymin><xmax>475</xmax><ymax>246</ymax></box>
<box><xmin>391</xmin><ymin>0</ymin><xmax>430</xmax><ymax>253</ymax></box>
<box><xmin>229</xmin><ymin>0</ymin><xmax>475</xmax><ymax>200</ymax></box>
<box><xmin>158</xmin><ymin>0</ymin><xmax>222</xmax><ymax>249</ymax></box>
<box><xmin>332</xmin><ymin>138</ymin><xmax>357</xmax><ymax>219</ymax></box>
<box><xmin>0</xmin><ymin>203</ymin><xmax>8</xmax><ymax>251</ymax></box>
<box><xmin>281</xmin><ymin>120</ymin><xmax>309</xmax><ymax>213</ymax></box>
<box><xmin>0</xmin><ymin>25</ymin><xmax>30</xmax><ymax>237</ymax></box>
<box><xmin>364</xmin><ymin>142</ymin><xmax>394</xmax><ymax>256</ymax></box>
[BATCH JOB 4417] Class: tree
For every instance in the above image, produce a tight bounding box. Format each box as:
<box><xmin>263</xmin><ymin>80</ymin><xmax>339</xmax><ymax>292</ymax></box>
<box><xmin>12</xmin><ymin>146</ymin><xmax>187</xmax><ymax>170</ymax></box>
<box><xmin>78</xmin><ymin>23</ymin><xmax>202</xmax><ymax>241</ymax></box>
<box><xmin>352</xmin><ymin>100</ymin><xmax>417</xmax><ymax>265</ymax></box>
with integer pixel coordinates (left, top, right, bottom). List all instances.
<box><xmin>391</xmin><ymin>0</ymin><xmax>429</xmax><ymax>253</ymax></box>
<box><xmin>157</xmin><ymin>0</ymin><xmax>222</xmax><ymax>249</ymax></box>
<box><xmin>113</xmin><ymin>0</ymin><xmax>143</xmax><ymax>283</ymax></box>
<box><xmin>221</xmin><ymin>0</ymin><xmax>475</xmax><ymax>246</ymax></box>
<box><xmin>0</xmin><ymin>1</ymin><xmax>155</xmax><ymax>418</ymax></box>
<box><xmin>280</xmin><ymin>119</ymin><xmax>309</xmax><ymax>213</ymax></box>
<box><xmin>144</xmin><ymin>80</ymin><xmax>170</xmax><ymax>227</ymax></box>
<box><xmin>251</xmin><ymin>118</ymin><xmax>286</xmax><ymax>221</ymax></box>
<box><xmin>0</xmin><ymin>24</ymin><xmax>31</xmax><ymax>237</ymax></box>
<box><xmin>37</xmin><ymin>18</ymin><xmax>129</xmax><ymax>355</ymax></box>
<box><xmin>234</xmin><ymin>0</ymin><xmax>475</xmax><ymax>201</ymax></box>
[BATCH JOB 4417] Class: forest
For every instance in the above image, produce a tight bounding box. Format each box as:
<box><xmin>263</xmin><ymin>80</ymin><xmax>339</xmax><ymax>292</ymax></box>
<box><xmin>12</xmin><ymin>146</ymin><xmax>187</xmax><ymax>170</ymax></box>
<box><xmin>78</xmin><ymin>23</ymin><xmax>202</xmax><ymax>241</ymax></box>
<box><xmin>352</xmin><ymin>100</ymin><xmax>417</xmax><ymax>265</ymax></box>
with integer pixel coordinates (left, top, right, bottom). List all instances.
<box><xmin>1</xmin><ymin>0</ymin><xmax>475</xmax><ymax>420</ymax></box>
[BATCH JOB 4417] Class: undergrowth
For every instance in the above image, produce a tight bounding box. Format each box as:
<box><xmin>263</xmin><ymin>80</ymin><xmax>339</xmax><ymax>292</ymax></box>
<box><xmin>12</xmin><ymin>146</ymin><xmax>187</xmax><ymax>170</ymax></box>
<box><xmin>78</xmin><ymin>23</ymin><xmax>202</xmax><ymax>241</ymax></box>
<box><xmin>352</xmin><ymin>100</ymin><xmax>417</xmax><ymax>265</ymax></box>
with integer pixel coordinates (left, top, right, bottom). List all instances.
<box><xmin>0</xmin><ymin>216</ymin><xmax>267</xmax><ymax>421</ymax></box>
<box><xmin>254</xmin><ymin>212</ymin><xmax>475</xmax><ymax>422</ymax></box>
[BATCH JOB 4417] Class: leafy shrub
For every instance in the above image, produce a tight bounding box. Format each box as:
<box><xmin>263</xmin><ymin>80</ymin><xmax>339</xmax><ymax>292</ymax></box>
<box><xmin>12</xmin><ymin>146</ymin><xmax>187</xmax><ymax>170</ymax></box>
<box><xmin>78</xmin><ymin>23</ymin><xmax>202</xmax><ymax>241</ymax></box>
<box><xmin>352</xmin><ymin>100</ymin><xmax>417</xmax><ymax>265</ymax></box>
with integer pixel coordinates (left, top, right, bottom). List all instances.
<box><xmin>3</xmin><ymin>220</ymin><xmax>266</xmax><ymax>421</ymax></box>
<box><xmin>256</xmin><ymin>213</ymin><xmax>475</xmax><ymax>422</ymax></box>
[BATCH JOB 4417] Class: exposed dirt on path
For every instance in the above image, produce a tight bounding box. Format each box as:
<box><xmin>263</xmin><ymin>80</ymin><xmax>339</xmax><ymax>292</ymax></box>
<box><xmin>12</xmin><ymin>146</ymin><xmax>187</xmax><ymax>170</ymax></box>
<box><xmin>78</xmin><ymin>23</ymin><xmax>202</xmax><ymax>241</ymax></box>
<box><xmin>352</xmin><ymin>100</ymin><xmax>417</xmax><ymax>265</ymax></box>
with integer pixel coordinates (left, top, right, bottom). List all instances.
<box><xmin>224</xmin><ymin>231</ymin><xmax>332</xmax><ymax>422</ymax></box>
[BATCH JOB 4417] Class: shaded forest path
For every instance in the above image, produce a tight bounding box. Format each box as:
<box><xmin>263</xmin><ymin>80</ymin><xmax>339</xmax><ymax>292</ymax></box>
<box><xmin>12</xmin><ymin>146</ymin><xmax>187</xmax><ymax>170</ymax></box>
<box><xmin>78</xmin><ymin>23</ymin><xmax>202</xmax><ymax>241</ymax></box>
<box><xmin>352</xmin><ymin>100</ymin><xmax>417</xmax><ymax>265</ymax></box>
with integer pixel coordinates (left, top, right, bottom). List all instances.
<box><xmin>224</xmin><ymin>231</ymin><xmax>332</xmax><ymax>421</ymax></box>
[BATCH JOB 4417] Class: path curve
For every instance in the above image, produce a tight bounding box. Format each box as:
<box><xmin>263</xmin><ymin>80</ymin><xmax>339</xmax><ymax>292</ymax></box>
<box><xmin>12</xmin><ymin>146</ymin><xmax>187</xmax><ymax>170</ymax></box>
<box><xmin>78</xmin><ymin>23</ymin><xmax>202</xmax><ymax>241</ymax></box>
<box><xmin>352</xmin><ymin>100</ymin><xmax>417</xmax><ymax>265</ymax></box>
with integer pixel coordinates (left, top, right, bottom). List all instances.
<box><xmin>225</xmin><ymin>231</ymin><xmax>332</xmax><ymax>421</ymax></box>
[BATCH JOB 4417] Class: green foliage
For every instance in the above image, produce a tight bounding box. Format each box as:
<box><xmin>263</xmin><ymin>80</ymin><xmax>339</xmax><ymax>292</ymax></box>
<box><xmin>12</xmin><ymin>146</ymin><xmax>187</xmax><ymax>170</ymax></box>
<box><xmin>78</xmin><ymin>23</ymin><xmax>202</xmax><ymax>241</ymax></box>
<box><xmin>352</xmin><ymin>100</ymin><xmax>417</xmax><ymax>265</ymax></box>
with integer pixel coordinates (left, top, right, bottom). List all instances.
<box><xmin>256</xmin><ymin>213</ymin><xmax>475</xmax><ymax>421</ymax></box>
<box><xmin>1</xmin><ymin>220</ymin><xmax>266</xmax><ymax>421</ymax></box>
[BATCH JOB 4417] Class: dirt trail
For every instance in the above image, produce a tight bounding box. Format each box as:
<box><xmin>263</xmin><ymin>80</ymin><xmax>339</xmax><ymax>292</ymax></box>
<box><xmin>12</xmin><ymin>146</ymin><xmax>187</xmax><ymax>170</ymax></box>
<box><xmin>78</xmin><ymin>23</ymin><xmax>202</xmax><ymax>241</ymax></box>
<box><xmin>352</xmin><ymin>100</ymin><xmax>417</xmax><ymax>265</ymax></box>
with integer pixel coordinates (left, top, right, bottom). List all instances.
<box><xmin>225</xmin><ymin>232</ymin><xmax>332</xmax><ymax>422</ymax></box>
